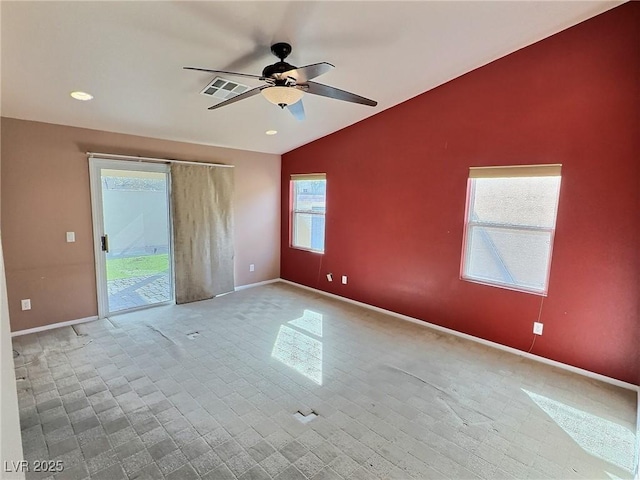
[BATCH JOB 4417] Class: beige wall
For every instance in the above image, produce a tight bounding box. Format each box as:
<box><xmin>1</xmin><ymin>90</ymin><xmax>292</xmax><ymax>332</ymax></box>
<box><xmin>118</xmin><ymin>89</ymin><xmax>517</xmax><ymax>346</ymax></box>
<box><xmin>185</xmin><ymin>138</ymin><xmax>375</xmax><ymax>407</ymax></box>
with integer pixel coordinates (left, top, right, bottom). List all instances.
<box><xmin>1</xmin><ymin>117</ymin><xmax>280</xmax><ymax>332</ymax></box>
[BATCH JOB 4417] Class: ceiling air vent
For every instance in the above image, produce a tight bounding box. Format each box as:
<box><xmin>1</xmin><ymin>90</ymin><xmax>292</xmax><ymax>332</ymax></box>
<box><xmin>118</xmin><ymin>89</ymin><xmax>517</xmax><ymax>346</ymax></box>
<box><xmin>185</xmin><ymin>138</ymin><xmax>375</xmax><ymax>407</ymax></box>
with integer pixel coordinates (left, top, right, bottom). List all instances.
<box><xmin>200</xmin><ymin>77</ymin><xmax>249</xmax><ymax>99</ymax></box>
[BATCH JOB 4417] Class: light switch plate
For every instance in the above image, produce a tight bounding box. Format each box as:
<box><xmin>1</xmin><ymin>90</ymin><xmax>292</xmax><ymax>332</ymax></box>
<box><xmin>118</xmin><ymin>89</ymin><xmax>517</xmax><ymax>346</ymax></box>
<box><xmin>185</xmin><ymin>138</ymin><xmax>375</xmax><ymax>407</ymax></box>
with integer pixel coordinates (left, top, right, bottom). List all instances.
<box><xmin>533</xmin><ymin>322</ymin><xmax>544</xmax><ymax>335</ymax></box>
<box><xmin>249</xmin><ymin>264</ymin><xmax>255</xmax><ymax>272</ymax></box>
<box><xmin>341</xmin><ymin>275</ymin><xmax>348</xmax><ymax>285</ymax></box>
<box><xmin>66</xmin><ymin>232</ymin><xmax>76</xmax><ymax>243</ymax></box>
<box><xmin>21</xmin><ymin>299</ymin><xmax>31</xmax><ymax>311</ymax></box>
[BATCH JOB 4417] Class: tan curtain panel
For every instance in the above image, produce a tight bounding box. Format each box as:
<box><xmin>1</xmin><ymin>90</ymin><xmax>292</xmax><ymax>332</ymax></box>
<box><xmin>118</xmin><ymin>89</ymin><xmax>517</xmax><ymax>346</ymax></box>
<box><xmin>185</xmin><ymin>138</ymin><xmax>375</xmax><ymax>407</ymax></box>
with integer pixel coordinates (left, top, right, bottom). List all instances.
<box><xmin>171</xmin><ymin>163</ymin><xmax>235</xmax><ymax>304</ymax></box>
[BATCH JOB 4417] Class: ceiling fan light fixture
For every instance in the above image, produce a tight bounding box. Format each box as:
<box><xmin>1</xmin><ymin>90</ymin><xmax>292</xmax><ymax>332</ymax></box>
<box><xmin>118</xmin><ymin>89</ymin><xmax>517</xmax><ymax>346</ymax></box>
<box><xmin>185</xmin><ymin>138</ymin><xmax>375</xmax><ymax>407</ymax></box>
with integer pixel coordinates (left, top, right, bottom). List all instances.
<box><xmin>70</xmin><ymin>91</ymin><xmax>93</xmax><ymax>101</ymax></box>
<box><xmin>261</xmin><ymin>86</ymin><xmax>303</xmax><ymax>108</ymax></box>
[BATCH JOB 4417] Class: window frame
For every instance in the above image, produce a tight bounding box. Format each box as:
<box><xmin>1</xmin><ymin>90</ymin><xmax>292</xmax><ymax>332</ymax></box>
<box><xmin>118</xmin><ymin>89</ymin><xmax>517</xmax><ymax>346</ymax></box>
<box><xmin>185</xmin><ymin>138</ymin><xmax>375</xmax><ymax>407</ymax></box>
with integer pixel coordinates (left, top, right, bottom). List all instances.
<box><xmin>460</xmin><ymin>164</ymin><xmax>562</xmax><ymax>296</ymax></box>
<box><xmin>290</xmin><ymin>173</ymin><xmax>327</xmax><ymax>254</ymax></box>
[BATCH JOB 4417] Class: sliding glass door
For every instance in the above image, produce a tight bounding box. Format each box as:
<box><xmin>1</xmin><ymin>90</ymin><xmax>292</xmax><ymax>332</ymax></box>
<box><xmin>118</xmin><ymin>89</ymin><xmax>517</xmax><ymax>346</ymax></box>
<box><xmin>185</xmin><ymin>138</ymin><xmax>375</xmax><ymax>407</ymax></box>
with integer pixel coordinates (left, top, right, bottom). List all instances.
<box><xmin>90</xmin><ymin>159</ymin><xmax>173</xmax><ymax>316</ymax></box>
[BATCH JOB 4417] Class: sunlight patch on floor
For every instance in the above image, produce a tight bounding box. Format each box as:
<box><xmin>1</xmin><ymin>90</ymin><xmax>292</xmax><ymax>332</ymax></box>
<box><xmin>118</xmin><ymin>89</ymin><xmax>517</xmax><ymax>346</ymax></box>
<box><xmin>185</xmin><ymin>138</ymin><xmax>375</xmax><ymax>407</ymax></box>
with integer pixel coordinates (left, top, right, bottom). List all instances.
<box><xmin>288</xmin><ymin>309</ymin><xmax>323</xmax><ymax>337</ymax></box>
<box><xmin>271</xmin><ymin>310</ymin><xmax>323</xmax><ymax>385</ymax></box>
<box><xmin>605</xmin><ymin>471</ymin><xmax>626</xmax><ymax>479</ymax></box>
<box><xmin>523</xmin><ymin>389</ymin><xmax>636</xmax><ymax>473</ymax></box>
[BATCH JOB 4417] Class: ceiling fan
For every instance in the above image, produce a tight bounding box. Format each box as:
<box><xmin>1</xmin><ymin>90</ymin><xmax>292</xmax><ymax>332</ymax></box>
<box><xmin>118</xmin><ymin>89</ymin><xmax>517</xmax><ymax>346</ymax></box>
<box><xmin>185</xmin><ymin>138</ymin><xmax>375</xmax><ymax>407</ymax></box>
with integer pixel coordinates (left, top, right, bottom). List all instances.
<box><xmin>184</xmin><ymin>42</ymin><xmax>377</xmax><ymax>121</ymax></box>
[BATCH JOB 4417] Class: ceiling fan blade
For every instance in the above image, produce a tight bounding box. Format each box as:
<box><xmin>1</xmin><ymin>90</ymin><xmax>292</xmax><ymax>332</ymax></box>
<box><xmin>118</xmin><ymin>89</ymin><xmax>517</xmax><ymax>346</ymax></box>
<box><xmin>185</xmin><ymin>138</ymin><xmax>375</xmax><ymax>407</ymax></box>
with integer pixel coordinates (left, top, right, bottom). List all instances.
<box><xmin>287</xmin><ymin>100</ymin><xmax>306</xmax><ymax>121</ymax></box>
<box><xmin>184</xmin><ymin>67</ymin><xmax>263</xmax><ymax>80</ymax></box>
<box><xmin>208</xmin><ymin>86</ymin><xmax>266</xmax><ymax>110</ymax></box>
<box><xmin>280</xmin><ymin>62</ymin><xmax>334</xmax><ymax>83</ymax></box>
<box><xmin>304</xmin><ymin>81</ymin><xmax>377</xmax><ymax>107</ymax></box>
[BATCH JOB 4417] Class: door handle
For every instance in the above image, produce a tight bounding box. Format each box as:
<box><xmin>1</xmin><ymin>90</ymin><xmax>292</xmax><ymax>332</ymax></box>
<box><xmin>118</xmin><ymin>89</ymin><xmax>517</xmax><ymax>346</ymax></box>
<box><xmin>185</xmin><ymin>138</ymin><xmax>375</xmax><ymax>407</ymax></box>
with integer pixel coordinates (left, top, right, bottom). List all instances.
<box><xmin>101</xmin><ymin>234</ymin><xmax>109</xmax><ymax>253</ymax></box>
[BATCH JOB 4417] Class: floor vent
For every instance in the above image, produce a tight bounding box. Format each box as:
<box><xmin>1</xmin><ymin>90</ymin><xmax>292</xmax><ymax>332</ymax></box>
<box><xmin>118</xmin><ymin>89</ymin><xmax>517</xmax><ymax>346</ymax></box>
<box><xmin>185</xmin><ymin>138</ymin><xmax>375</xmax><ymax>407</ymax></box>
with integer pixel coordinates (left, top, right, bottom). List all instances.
<box><xmin>293</xmin><ymin>410</ymin><xmax>318</xmax><ymax>424</ymax></box>
<box><xmin>200</xmin><ymin>77</ymin><xmax>249</xmax><ymax>100</ymax></box>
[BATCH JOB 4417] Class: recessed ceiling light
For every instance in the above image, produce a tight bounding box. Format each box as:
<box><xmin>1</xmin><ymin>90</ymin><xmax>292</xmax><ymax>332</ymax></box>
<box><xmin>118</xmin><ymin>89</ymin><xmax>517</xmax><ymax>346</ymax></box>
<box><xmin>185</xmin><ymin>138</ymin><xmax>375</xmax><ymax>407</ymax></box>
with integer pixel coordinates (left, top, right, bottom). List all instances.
<box><xmin>70</xmin><ymin>91</ymin><xmax>93</xmax><ymax>101</ymax></box>
<box><xmin>265</xmin><ymin>130</ymin><xmax>278</xmax><ymax>136</ymax></box>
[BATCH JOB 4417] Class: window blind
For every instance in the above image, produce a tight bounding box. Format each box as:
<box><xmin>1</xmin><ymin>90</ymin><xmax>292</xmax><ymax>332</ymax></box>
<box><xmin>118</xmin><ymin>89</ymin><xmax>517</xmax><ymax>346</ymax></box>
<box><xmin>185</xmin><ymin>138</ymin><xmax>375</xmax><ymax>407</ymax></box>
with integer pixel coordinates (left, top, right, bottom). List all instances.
<box><xmin>469</xmin><ymin>164</ymin><xmax>561</xmax><ymax>179</ymax></box>
<box><xmin>291</xmin><ymin>173</ymin><xmax>326</xmax><ymax>181</ymax></box>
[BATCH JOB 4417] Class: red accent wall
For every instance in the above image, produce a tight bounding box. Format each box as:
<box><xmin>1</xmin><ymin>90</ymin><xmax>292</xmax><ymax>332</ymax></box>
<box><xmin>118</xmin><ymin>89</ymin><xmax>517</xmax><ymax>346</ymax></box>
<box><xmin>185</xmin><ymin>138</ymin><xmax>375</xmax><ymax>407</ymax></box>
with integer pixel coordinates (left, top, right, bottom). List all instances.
<box><xmin>281</xmin><ymin>3</ymin><xmax>639</xmax><ymax>385</ymax></box>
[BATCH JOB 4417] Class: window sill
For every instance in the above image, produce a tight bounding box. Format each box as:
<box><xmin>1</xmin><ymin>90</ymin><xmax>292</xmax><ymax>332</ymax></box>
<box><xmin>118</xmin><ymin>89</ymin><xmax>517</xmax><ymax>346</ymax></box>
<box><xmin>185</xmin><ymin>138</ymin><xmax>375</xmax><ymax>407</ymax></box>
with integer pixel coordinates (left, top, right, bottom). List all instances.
<box><xmin>461</xmin><ymin>276</ymin><xmax>547</xmax><ymax>296</ymax></box>
<box><xmin>290</xmin><ymin>246</ymin><xmax>324</xmax><ymax>254</ymax></box>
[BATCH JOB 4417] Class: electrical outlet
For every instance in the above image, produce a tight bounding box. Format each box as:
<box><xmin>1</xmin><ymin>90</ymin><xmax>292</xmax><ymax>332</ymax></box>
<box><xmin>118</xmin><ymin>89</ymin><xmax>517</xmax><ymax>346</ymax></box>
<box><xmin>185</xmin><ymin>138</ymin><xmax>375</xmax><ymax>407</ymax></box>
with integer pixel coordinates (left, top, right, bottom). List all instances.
<box><xmin>342</xmin><ymin>275</ymin><xmax>348</xmax><ymax>285</ymax></box>
<box><xmin>21</xmin><ymin>299</ymin><xmax>31</xmax><ymax>311</ymax></box>
<box><xmin>326</xmin><ymin>273</ymin><xmax>333</xmax><ymax>282</ymax></box>
<box><xmin>66</xmin><ymin>231</ymin><xmax>76</xmax><ymax>243</ymax></box>
<box><xmin>249</xmin><ymin>264</ymin><xmax>255</xmax><ymax>272</ymax></box>
<box><xmin>533</xmin><ymin>322</ymin><xmax>544</xmax><ymax>335</ymax></box>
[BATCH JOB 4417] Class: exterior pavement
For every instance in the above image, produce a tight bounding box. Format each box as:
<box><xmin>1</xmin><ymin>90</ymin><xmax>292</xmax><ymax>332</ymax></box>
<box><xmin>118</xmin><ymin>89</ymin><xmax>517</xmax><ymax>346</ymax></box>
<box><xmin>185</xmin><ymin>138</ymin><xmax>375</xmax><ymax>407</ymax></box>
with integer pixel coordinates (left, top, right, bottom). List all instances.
<box><xmin>108</xmin><ymin>274</ymin><xmax>171</xmax><ymax>312</ymax></box>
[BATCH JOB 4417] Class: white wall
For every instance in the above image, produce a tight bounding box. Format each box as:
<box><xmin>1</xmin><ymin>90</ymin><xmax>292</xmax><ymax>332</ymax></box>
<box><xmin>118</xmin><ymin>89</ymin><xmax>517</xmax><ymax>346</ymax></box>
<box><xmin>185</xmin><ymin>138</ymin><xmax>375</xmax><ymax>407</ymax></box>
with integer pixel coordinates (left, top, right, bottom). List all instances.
<box><xmin>1</xmin><ymin>15</ymin><xmax>25</xmax><ymax>464</ymax></box>
<box><xmin>635</xmin><ymin>390</ymin><xmax>639</xmax><ymax>480</ymax></box>
<box><xmin>0</xmin><ymin>235</ymin><xmax>25</xmax><ymax>479</ymax></box>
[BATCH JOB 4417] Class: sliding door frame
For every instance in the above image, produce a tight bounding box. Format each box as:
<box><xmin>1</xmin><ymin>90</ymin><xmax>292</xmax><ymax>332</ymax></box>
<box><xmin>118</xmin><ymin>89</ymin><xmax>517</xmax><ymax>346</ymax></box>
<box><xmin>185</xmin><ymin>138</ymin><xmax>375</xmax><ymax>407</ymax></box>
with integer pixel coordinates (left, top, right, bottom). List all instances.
<box><xmin>89</xmin><ymin>158</ymin><xmax>174</xmax><ymax>318</ymax></box>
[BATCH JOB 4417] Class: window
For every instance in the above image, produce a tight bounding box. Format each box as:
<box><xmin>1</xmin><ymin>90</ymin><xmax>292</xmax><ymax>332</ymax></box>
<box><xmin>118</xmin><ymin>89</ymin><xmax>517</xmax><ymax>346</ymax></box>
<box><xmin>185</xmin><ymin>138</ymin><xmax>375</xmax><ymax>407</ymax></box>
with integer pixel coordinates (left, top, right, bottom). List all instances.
<box><xmin>291</xmin><ymin>174</ymin><xmax>326</xmax><ymax>253</ymax></box>
<box><xmin>461</xmin><ymin>164</ymin><xmax>561</xmax><ymax>295</ymax></box>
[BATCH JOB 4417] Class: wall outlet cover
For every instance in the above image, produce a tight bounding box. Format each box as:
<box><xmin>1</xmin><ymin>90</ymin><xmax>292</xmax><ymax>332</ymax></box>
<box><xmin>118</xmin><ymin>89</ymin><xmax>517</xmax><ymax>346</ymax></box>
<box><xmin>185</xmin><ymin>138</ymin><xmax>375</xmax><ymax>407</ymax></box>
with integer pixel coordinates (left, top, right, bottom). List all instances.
<box><xmin>326</xmin><ymin>273</ymin><xmax>332</xmax><ymax>282</ymax></box>
<box><xmin>342</xmin><ymin>275</ymin><xmax>348</xmax><ymax>284</ymax></box>
<box><xmin>533</xmin><ymin>322</ymin><xmax>544</xmax><ymax>335</ymax></box>
<box><xmin>21</xmin><ymin>299</ymin><xmax>31</xmax><ymax>311</ymax></box>
<box><xmin>249</xmin><ymin>264</ymin><xmax>255</xmax><ymax>272</ymax></box>
<box><xmin>66</xmin><ymin>231</ymin><xmax>76</xmax><ymax>242</ymax></box>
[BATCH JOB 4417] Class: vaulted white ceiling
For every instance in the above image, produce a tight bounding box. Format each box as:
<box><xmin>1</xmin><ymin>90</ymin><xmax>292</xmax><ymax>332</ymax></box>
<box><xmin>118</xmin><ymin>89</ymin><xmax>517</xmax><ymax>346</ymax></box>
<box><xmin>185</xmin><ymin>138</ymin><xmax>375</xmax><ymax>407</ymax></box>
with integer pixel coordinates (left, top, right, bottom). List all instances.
<box><xmin>1</xmin><ymin>1</ymin><xmax>622</xmax><ymax>155</ymax></box>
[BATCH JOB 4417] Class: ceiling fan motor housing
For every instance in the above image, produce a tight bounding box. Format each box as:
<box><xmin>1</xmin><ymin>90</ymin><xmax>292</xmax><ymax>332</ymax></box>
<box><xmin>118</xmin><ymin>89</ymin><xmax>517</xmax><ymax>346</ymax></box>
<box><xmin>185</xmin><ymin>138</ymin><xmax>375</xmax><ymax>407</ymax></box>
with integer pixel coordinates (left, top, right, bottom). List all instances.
<box><xmin>262</xmin><ymin>42</ymin><xmax>297</xmax><ymax>80</ymax></box>
<box><xmin>262</xmin><ymin>62</ymin><xmax>296</xmax><ymax>80</ymax></box>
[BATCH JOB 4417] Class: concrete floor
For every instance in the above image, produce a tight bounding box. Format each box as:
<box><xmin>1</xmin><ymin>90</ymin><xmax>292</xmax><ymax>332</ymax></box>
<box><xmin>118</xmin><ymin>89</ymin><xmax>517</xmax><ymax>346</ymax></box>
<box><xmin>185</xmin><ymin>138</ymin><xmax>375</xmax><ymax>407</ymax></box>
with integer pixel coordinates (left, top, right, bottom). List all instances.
<box><xmin>12</xmin><ymin>282</ymin><xmax>637</xmax><ymax>479</ymax></box>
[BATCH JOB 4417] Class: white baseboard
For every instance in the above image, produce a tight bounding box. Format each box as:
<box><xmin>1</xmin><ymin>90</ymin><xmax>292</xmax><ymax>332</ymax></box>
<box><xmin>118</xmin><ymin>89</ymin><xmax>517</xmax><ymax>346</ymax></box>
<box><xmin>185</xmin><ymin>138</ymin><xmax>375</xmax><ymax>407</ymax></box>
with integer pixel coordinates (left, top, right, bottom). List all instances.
<box><xmin>279</xmin><ymin>279</ymin><xmax>639</xmax><ymax>392</ymax></box>
<box><xmin>234</xmin><ymin>278</ymin><xmax>280</xmax><ymax>292</ymax></box>
<box><xmin>11</xmin><ymin>316</ymin><xmax>99</xmax><ymax>337</ymax></box>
